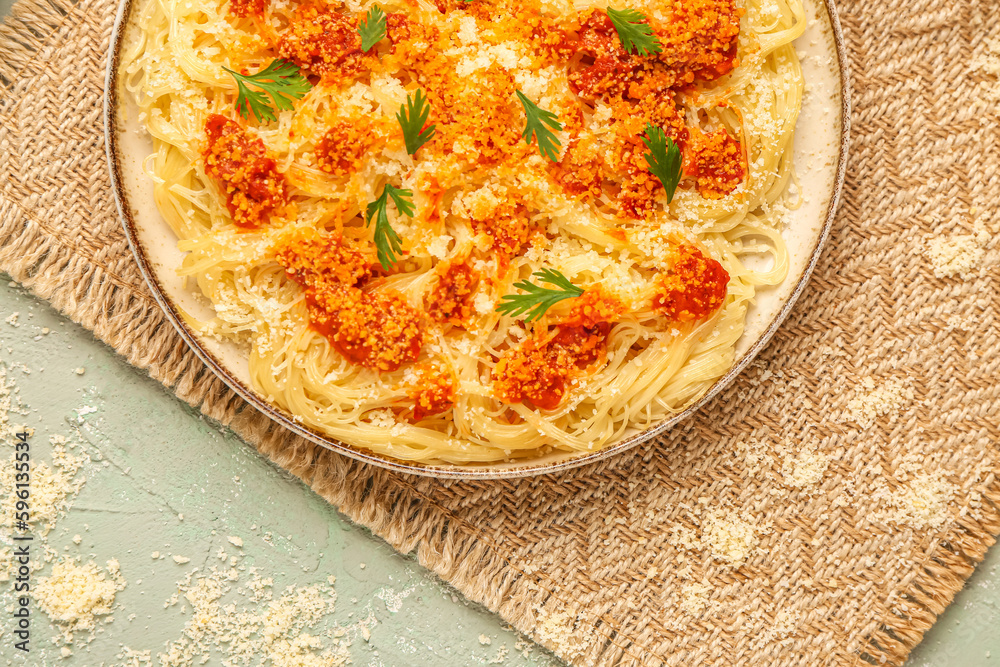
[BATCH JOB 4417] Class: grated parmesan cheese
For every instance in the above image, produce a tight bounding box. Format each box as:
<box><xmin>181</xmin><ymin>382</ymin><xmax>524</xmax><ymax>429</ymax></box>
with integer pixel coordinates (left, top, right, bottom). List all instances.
<box><xmin>781</xmin><ymin>448</ymin><xmax>829</xmax><ymax>488</ymax></box>
<box><xmin>973</xmin><ymin>37</ymin><xmax>1000</xmax><ymax>101</ymax></box>
<box><xmin>755</xmin><ymin>609</ymin><xmax>800</xmax><ymax>647</ymax></box>
<box><xmin>926</xmin><ymin>225</ymin><xmax>989</xmax><ymax>280</ymax></box>
<box><xmin>533</xmin><ymin>608</ymin><xmax>594</xmax><ymax>661</ymax></box>
<box><xmin>147</xmin><ymin>565</ymin><xmax>350</xmax><ymax>667</ymax></box>
<box><xmin>845</xmin><ymin>377</ymin><xmax>914</xmax><ymax>429</ymax></box>
<box><xmin>679</xmin><ymin>580</ymin><xmax>713</xmax><ymax>616</ymax></box>
<box><xmin>0</xmin><ymin>436</ymin><xmax>86</xmax><ymax>537</ymax></box>
<box><xmin>700</xmin><ymin>509</ymin><xmax>768</xmax><ymax>566</ymax></box>
<box><xmin>881</xmin><ymin>472</ymin><xmax>957</xmax><ymax>530</ymax></box>
<box><xmin>34</xmin><ymin>558</ymin><xmax>126</xmax><ymax>641</ymax></box>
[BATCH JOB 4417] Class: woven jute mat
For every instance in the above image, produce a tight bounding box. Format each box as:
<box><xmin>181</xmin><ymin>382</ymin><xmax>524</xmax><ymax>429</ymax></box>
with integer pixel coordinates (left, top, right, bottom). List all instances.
<box><xmin>2</xmin><ymin>0</ymin><xmax>999</xmax><ymax>663</ymax></box>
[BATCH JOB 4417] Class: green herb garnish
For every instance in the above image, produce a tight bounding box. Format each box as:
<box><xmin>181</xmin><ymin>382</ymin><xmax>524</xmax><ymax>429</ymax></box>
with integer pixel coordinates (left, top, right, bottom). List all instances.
<box><xmin>365</xmin><ymin>184</ymin><xmax>415</xmax><ymax>270</ymax></box>
<box><xmin>606</xmin><ymin>6</ymin><xmax>663</xmax><ymax>56</ymax></box>
<box><xmin>496</xmin><ymin>269</ymin><xmax>584</xmax><ymax>322</ymax></box>
<box><xmin>515</xmin><ymin>90</ymin><xmax>563</xmax><ymax>162</ymax></box>
<box><xmin>642</xmin><ymin>124</ymin><xmax>682</xmax><ymax>203</ymax></box>
<box><xmin>358</xmin><ymin>5</ymin><xmax>387</xmax><ymax>52</ymax></box>
<box><xmin>396</xmin><ymin>90</ymin><xmax>436</xmax><ymax>155</ymax></box>
<box><xmin>223</xmin><ymin>59</ymin><xmax>311</xmax><ymax>124</ymax></box>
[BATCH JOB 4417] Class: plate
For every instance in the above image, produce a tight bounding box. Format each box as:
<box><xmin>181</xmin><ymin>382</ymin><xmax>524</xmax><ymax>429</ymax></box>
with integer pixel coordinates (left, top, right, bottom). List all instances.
<box><xmin>104</xmin><ymin>0</ymin><xmax>850</xmax><ymax>479</ymax></box>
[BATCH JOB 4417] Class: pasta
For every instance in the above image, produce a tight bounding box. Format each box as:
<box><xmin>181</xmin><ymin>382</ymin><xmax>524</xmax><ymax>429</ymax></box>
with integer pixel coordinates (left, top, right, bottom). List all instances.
<box><xmin>121</xmin><ymin>0</ymin><xmax>806</xmax><ymax>464</ymax></box>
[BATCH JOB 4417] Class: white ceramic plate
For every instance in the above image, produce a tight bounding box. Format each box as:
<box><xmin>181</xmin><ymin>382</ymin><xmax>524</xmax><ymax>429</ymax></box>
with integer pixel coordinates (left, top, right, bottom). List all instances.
<box><xmin>104</xmin><ymin>0</ymin><xmax>850</xmax><ymax>478</ymax></box>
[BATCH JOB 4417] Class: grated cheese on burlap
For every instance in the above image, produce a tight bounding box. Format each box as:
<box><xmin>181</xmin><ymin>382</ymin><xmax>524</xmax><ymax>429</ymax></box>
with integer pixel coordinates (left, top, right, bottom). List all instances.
<box><xmin>877</xmin><ymin>471</ymin><xmax>957</xmax><ymax>530</ymax></box>
<box><xmin>845</xmin><ymin>377</ymin><xmax>914</xmax><ymax>429</ymax></box>
<box><xmin>734</xmin><ymin>436</ymin><xmax>776</xmax><ymax>477</ymax></box>
<box><xmin>925</xmin><ymin>224</ymin><xmax>989</xmax><ymax>279</ymax></box>
<box><xmin>679</xmin><ymin>581</ymin><xmax>713</xmax><ymax>616</ymax></box>
<box><xmin>973</xmin><ymin>37</ymin><xmax>1000</xmax><ymax>101</ymax></box>
<box><xmin>533</xmin><ymin>608</ymin><xmax>594</xmax><ymax>662</ymax></box>
<box><xmin>701</xmin><ymin>509</ymin><xmax>768</xmax><ymax>566</ymax></box>
<box><xmin>33</xmin><ymin>558</ymin><xmax>126</xmax><ymax>641</ymax></box>
<box><xmin>781</xmin><ymin>448</ymin><xmax>829</xmax><ymax>488</ymax></box>
<box><xmin>754</xmin><ymin>609</ymin><xmax>800</xmax><ymax>648</ymax></box>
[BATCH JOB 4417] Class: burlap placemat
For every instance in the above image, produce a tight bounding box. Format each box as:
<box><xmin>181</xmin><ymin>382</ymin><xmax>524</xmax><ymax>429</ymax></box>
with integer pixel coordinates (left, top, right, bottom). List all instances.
<box><xmin>2</xmin><ymin>0</ymin><xmax>999</xmax><ymax>663</ymax></box>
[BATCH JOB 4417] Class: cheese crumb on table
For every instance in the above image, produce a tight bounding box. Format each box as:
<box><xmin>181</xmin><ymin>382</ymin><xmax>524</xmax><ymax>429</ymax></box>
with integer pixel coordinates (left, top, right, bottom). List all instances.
<box><xmin>0</xmin><ymin>436</ymin><xmax>86</xmax><ymax>537</ymax></box>
<box><xmin>488</xmin><ymin>644</ymin><xmax>510</xmax><ymax>664</ymax></box>
<box><xmin>34</xmin><ymin>558</ymin><xmax>126</xmax><ymax>640</ymax></box>
<box><xmin>137</xmin><ymin>565</ymin><xmax>350</xmax><ymax>666</ymax></box>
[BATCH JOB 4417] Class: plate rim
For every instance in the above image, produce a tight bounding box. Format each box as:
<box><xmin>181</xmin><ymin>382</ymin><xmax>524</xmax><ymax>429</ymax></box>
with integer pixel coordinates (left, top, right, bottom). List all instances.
<box><xmin>103</xmin><ymin>0</ymin><xmax>852</xmax><ymax>480</ymax></box>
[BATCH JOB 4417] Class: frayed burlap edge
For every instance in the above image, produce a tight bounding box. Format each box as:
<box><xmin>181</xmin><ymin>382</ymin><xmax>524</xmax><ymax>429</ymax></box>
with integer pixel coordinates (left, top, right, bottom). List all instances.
<box><xmin>2</xmin><ymin>0</ymin><xmax>999</xmax><ymax>664</ymax></box>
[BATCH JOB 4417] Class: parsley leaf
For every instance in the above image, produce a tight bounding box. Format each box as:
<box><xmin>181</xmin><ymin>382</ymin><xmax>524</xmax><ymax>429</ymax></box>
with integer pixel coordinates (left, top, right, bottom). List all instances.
<box><xmin>223</xmin><ymin>59</ymin><xmax>312</xmax><ymax>124</ymax></box>
<box><xmin>365</xmin><ymin>184</ymin><xmax>415</xmax><ymax>270</ymax></box>
<box><xmin>396</xmin><ymin>90</ymin><xmax>436</xmax><ymax>155</ymax></box>
<box><xmin>515</xmin><ymin>91</ymin><xmax>563</xmax><ymax>162</ymax></box>
<box><xmin>496</xmin><ymin>268</ymin><xmax>584</xmax><ymax>322</ymax></box>
<box><xmin>606</xmin><ymin>6</ymin><xmax>663</xmax><ymax>56</ymax></box>
<box><xmin>358</xmin><ymin>5</ymin><xmax>387</xmax><ymax>52</ymax></box>
<box><xmin>642</xmin><ymin>124</ymin><xmax>682</xmax><ymax>203</ymax></box>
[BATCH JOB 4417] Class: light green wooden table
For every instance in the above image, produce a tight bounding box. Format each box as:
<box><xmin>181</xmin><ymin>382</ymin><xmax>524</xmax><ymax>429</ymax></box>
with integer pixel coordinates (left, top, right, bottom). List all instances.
<box><xmin>0</xmin><ymin>2</ymin><xmax>998</xmax><ymax>664</ymax></box>
<box><xmin>0</xmin><ymin>277</ymin><xmax>564</xmax><ymax>666</ymax></box>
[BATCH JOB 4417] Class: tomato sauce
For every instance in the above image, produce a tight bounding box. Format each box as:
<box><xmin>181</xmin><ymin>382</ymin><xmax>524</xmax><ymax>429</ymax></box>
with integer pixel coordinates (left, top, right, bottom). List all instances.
<box><xmin>654</xmin><ymin>245</ymin><xmax>729</xmax><ymax>322</ymax></box>
<box><xmin>426</xmin><ymin>260</ymin><xmax>479</xmax><ymax>325</ymax></box>
<box><xmin>203</xmin><ymin>114</ymin><xmax>288</xmax><ymax>230</ymax></box>
<box><xmin>229</xmin><ymin>0</ymin><xmax>265</xmax><ymax>19</ymax></box>
<box><xmin>683</xmin><ymin>127</ymin><xmax>745</xmax><ymax>199</ymax></box>
<box><xmin>315</xmin><ymin>118</ymin><xmax>384</xmax><ymax>176</ymax></box>
<box><xmin>408</xmin><ymin>369</ymin><xmax>455</xmax><ymax>420</ymax></box>
<box><xmin>492</xmin><ymin>322</ymin><xmax>611</xmax><ymax>411</ymax></box>
<box><xmin>306</xmin><ymin>285</ymin><xmax>423</xmax><ymax>373</ymax></box>
<box><xmin>278</xmin><ymin>4</ymin><xmax>363</xmax><ymax>79</ymax></box>
<box><xmin>274</xmin><ymin>232</ymin><xmax>423</xmax><ymax>372</ymax></box>
<box><xmin>493</xmin><ymin>289</ymin><xmax>624</xmax><ymax>410</ymax></box>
